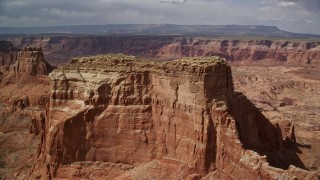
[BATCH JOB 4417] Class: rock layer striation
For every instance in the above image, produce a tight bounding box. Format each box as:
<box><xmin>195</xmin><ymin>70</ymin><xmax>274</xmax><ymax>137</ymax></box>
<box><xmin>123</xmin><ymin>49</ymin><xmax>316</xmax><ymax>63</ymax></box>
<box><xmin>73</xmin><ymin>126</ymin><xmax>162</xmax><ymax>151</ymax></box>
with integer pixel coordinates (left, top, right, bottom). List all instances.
<box><xmin>38</xmin><ymin>54</ymin><xmax>319</xmax><ymax>179</ymax></box>
<box><xmin>4</xmin><ymin>36</ymin><xmax>320</xmax><ymax>65</ymax></box>
<box><xmin>0</xmin><ymin>47</ymin><xmax>52</xmax><ymax>179</ymax></box>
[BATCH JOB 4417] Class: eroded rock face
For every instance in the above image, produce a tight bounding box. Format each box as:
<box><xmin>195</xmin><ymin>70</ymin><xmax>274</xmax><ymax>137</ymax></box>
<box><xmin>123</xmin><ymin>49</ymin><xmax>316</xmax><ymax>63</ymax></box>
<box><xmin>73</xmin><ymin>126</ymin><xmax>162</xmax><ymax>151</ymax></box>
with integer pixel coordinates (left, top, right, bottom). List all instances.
<box><xmin>45</xmin><ymin>56</ymin><xmax>229</xmax><ymax>171</ymax></box>
<box><xmin>0</xmin><ymin>47</ymin><xmax>52</xmax><ymax>179</ymax></box>
<box><xmin>0</xmin><ymin>46</ymin><xmax>54</xmax><ymax>91</ymax></box>
<box><xmin>12</xmin><ymin>47</ymin><xmax>53</xmax><ymax>81</ymax></box>
<box><xmin>156</xmin><ymin>39</ymin><xmax>320</xmax><ymax>65</ymax></box>
<box><xmin>36</xmin><ymin>54</ymin><xmax>320</xmax><ymax>179</ymax></box>
<box><xmin>4</xmin><ymin>36</ymin><xmax>320</xmax><ymax>65</ymax></box>
<box><xmin>0</xmin><ymin>47</ymin><xmax>52</xmax><ymax>108</ymax></box>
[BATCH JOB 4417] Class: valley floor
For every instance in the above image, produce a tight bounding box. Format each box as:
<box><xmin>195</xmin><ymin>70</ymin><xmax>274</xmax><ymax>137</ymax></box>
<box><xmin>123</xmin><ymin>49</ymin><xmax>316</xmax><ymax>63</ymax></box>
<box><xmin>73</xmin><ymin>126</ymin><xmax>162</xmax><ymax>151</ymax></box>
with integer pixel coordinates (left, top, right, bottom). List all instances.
<box><xmin>232</xmin><ymin>65</ymin><xmax>320</xmax><ymax>171</ymax></box>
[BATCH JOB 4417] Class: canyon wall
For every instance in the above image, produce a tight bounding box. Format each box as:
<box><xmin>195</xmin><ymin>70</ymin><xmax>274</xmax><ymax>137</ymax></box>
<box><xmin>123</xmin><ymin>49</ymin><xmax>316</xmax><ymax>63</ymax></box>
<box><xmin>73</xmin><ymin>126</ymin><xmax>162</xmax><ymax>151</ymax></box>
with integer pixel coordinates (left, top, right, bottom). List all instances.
<box><xmin>1</xmin><ymin>46</ymin><xmax>318</xmax><ymax>179</ymax></box>
<box><xmin>3</xmin><ymin>36</ymin><xmax>320</xmax><ymax>65</ymax></box>
<box><xmin>37</xmin><ymin>54</ymin><xmax>319</xmax><ymax>179</ymax></box>
<box><xmin>156</xmin><ymin>39</ymin><xmax>320</xmax><ymax>64</ymax></box>
<box><xmin>0</xmin><ymin>47</ymin><xmax>52</xmax><ymax>179</ymax></box>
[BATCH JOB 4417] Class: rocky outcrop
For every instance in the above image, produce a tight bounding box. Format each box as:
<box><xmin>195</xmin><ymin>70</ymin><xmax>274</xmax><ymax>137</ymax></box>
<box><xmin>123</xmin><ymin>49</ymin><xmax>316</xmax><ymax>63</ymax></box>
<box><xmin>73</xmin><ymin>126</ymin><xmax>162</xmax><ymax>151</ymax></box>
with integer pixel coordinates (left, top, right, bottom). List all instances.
<box><xmin>0</xmin><ymin>47</ymin><xmax>51</xmax><ymax>179</ymax></box>
<box><xmin>36</xmin><ymin>54</ymin><xmax>318</xmax><ymax>179</ymax></box>
<box><xmin>4</xmin><ymin>36</ymin><xmax>320</xmax><ymax>65</ymax></box>
<box><xmin>0</xmin><ymin>46</ymin><xmax>53</xmax><ymax>87</ymax></box>
<box><xmin>12</xmin><ymin>47</ymin><xmax>53</xmax><ymax>80</ymax></box>
<box><xmin>0</xmin><ymin>47</ymin><xmax>52</xmax><ymax>109</ymax></box>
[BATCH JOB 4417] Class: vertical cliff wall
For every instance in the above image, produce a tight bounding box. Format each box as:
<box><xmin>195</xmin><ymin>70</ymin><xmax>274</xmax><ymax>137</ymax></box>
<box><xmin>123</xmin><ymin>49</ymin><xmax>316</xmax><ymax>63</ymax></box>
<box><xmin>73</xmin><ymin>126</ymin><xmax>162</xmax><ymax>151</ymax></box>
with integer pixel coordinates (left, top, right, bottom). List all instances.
<box><xmin>0</xmin><ymin>47</ymin><xmax>53</xmax><ymax>179</ymax></box>
<box><xmin>40</xmin><ymin>54</ymin><xmax>319</xmax><ymax>179</ymax></box>
<box><xmin>0</xmin><ymin>46</ymin><xmax>54</xmax><ymax>87</ymax></box>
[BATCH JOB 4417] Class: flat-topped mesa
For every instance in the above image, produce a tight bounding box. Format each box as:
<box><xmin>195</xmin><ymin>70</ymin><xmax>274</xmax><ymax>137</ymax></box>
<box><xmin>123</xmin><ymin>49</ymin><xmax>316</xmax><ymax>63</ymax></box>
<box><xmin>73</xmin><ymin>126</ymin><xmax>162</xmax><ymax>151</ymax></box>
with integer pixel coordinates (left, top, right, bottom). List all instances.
<box><xmin>62</xmin><ymin>54</ymin><xmax>227</xmax><ymax>74</ymax></box>
<box><xmin>50</xmin><ymin>54</ymin><xmax>229</xmax><ymax>105</ymax></box>
<box><xmin>43</xmin><ymin>54</ymin><xmax>316</xmax><ymax>179</ymax></box>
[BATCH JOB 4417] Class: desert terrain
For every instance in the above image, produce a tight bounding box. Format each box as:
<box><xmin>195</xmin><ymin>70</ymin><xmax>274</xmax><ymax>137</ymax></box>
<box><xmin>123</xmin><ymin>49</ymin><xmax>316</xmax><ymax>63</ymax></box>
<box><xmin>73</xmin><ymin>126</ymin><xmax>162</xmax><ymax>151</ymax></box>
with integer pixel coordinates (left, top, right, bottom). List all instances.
<box><xmin>232</xmin><ymin>65</ymin><xmax>320</xmax><ymax>171</ymax></box>
<box><xmin>0</xmin><ymin>33</ymin><xmax>319</xmax><ymax>179</ymax></box>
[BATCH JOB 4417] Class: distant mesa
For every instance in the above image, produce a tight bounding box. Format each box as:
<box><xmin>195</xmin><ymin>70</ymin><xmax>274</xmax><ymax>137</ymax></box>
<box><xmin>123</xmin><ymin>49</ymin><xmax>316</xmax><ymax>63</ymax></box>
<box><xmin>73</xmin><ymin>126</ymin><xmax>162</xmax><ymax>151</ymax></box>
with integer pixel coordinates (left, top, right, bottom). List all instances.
<box><xmin>0</xmin><ymin>24</ymin><xmax>319</xmax><ymax>38</ymax></box>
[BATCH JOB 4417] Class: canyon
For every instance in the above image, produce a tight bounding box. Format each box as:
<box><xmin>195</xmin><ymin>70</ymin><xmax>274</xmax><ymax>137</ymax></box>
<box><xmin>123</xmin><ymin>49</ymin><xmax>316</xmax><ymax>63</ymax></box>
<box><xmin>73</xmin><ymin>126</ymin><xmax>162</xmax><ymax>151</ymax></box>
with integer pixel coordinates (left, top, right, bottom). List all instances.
<box><xmin>0</xmin><ymin>37</ymin><xmax>319</xmax><ymax>179</ymax></box>
<box><xmin>1</xmin><ymin>36</ymin><xmax>320</xmax><ymax>66</ymax></box>
<box><xmin>232</xmin><ymin>65</ymin><xmax>320</xmax><ymax>172</ymax></box>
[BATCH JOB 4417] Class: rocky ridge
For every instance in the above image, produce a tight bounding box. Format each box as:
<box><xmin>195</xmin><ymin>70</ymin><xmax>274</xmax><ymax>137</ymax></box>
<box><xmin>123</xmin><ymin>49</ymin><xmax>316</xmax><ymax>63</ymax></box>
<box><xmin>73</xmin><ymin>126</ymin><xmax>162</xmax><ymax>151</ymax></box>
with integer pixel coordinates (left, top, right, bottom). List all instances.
<box><xmin>32</xmin><ymin>54</ymin><xmax>319</xmax><ymax>179</ymax></box>
<box><xmin>156</xmin><ymin>39</ymin><xmax>320</xmax><ymax>64</ymax></box>
<box><xmin>4</xmin><ymin>36</ymin><xmax>320</xmax><ymax>65</ymax></box>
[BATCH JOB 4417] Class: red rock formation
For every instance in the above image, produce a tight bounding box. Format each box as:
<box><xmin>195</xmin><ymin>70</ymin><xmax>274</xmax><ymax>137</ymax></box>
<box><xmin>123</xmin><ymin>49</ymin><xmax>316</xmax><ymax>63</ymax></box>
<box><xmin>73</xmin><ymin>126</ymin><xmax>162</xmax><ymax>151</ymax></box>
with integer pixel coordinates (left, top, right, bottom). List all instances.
<box><xmin>11</xmin><ymin>47</ymin><xmax>53</xmax><ymax>82</ymax></box>
<box><xmin>34</xmin><ymin>54</ymin><xmax>319</xmax><ymax>179</ymax></box>
<box><xmin>0</xmin><ymin>46</ymin><xmax>53</xmax><ymax>87</ymax></box>
<box><xmin>4</xmin><ymin>36</ymin><xmax>320</xmax><ymax>65</ymax></box>
<box><xmin>231</xmin><ymin>66</ymin><xmax>320</xmax><ymax>172</ymax></box>
<box><xmin>0</xmin><ymin>46</ymin><xmax>53</xmax><ymax>109</ymax></box>
<box><xmin>0</xmin><ymin>47</ymin><xmax>51</xmax><ymax>179</ymax></box>
<box><xmin>156</xmin><ymin>39</ymin><xmax>320</xmax><ymax>65</ymax></box>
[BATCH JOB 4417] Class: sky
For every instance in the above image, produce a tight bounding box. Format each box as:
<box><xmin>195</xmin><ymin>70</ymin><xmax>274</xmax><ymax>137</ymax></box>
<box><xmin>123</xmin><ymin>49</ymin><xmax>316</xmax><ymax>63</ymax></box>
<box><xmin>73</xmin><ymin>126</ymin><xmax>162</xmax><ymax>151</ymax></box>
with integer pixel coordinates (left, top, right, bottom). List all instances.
<box><xmin>0</xmin><ymin>0</ymin><xmax>319</xmax><ymax>34</ymax></box>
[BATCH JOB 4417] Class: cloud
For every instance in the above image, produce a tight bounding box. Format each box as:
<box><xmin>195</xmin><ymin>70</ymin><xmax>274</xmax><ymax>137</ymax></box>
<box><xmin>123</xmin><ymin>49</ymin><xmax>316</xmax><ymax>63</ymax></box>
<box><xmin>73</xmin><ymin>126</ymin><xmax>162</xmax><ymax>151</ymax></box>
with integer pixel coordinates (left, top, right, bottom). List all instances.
<box><xmin>268</xmin><ymin>0</ymin><xmax>320</xmax><ymax>11</ymax></box>
<box><xmin>278</xmin><ymin>2</ymin><xmax>296</xmax><ymax>7</ymax></box>
<box><xmin>160</xmin><ymin>0</ymin><xmax>187</xmax><ymax>4</ymax></box>
<box><xmin>0</xmin><ymin>0</ymin><xmax>319</xmax><ymax>34</ymax></box>
<box><xmin>258</xmin><ymin>6</ymin><xmax>271</xmax><ymax>10</ymax></box>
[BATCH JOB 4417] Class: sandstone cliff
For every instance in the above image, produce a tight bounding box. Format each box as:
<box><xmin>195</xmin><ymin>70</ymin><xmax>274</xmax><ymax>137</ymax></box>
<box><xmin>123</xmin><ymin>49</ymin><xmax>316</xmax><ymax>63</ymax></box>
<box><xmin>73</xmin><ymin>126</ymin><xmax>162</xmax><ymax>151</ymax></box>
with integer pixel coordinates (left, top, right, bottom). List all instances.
<box><xmin>0</xmin><ymin>46</ymin><xmax>53</xmax><ymax>86</ymax></box>
<box><xmin>0</xmin><ymin>46</ymin><xmax>53</xmax><ymax>110</ymax></box>
<box><xmin>156</xmin><ymin>39</ymin><xmax>320</xmax><ymax>65</ymax></box>
<box><xmin>0</xmin><ymin>47</ymin><xmax>52</xmax><ymax>179</ymax></box>
<box><xmin>33</xmin><ymin>54</ymin><xmax>319</xmax><ymax>179</ymax></box>
<box><xmin>4</xmin><ymin>36</ymin><xmax>320</xmax><ymax>65</ymax></box>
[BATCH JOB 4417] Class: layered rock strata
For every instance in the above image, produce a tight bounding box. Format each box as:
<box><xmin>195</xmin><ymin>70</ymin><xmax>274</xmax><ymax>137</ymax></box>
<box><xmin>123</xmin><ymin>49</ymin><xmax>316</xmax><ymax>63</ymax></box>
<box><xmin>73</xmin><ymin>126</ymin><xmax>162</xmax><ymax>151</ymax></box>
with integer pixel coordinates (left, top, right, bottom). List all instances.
<box><xmin>40</xmin><ymin>54</ymin><xmax>319</xmax><ymax>179</ymax></box>
<box><xmin>0</xmin><ymin>47</ymin><xmax>52</xmax><ymax>179</ymax></box>
<box><xmin>0</xmin><ymin>46</ymin><xmax>53</xmax><ymax>86</ymax></box>
<box><xmin>0</xmin><ymin>46</ymin><xmax>53</xmax><ymax>108</ymax></box>
<box><xmin>4</xmin><ymin>36</ymin><xmax>320</xmax><ymax>65</ymax></box>
<box><xmin>156</xmin><ymin>39</ymin><xmax>320</xmax><ymax>64</ymax></box>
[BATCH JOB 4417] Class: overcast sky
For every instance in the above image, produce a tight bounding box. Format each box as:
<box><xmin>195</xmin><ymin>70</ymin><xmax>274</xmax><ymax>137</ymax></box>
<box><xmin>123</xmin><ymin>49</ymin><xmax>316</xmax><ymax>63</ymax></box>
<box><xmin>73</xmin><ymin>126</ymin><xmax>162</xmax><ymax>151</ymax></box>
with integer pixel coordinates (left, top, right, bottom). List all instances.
<box><xmin>0</xmin><ymin>0</ymin><xmax>319</xmax><ymax>34</ymax></box>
